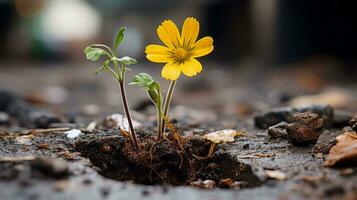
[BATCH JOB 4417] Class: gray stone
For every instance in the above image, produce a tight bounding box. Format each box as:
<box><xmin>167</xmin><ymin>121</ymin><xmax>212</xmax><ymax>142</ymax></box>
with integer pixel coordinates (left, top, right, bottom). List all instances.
<box><xmin>313</xmin><ymin>130</ymin><xmax>341</xmax><ymax>154</ymax></box>
<box><xmin>268</xmin><ymin>121</ymin><xmax>288</xmax><ymax>139</ymax></box>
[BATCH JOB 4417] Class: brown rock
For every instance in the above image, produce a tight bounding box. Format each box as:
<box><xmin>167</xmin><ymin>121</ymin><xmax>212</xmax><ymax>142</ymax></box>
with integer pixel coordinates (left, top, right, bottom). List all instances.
<box><xmin>313</xmin><ymin>130</ymin><xmax>341</xmax><ymax>154</ymax></box>
<box><xmin>290</xmin><ymin>112</ymin><xmax>324</xmax><ymax>129</ymax></box>
<box><xmin>286</xmin><ymin>112</ymin><xmax>324</xmax><ymax>145</ymax></box>
<box><xmin>254</xmin><ymin>105</ymin><xmax>333</xmax><ymax>129</ymax></box>
<box><xmin>349</xmin><ymin>116</ymin><xmax>357</xmax><ymax>132</ymax></box>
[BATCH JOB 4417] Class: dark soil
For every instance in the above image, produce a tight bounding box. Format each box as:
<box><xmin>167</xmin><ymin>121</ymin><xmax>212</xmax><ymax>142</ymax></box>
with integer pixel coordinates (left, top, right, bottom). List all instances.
<box><xmin>75</xmin><ymin>130</ymin><xmax>260</xmax><ymax>188</ymax></box>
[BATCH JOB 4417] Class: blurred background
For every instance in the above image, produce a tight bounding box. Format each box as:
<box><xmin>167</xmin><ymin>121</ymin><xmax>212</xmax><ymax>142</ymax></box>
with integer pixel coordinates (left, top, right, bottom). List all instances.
<box><xmin>0</xmin><ymin>0</ymin><xmax>356</xmax><ymax>122</ymax></box>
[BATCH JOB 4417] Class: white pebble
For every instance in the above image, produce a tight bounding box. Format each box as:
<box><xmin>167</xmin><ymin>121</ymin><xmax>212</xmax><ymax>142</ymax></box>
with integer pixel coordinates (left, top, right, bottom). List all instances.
<box><xmin>65</xmin><ymin>129</ymin><xmax>82</xmax><ymax>139</ymax></box>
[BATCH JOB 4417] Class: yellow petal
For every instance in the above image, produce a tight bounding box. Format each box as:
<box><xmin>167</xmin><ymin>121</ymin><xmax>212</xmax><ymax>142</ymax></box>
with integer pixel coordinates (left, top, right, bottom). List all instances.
<box><xmin>190</xmin><ymin>58</ymin><xmax>202</xmax><ymax>73</ymax></box>
<box><xmin>146</xmin><ymin>54</ymin><xmax>171</xmax><ymax>63</ymax></box>
<box><xmin>192</xmin><ymin>36</ymin><xmax>214</xmax><ymax>58</ymax></box>
<box><xmin>145</xmin><ymin>44</ymin><xmax>172</xmax><ymax>63</ymax></box>
<box><xmin>182</xmin><ymin>59</ymin><xmax>202</xmax><ymax>77</ymax></box>
<box><xmin>161</xmin><ymin>62</ymin><xmax>181</xmax><ymax>80</ymax></box>
<box><xmin>145</xmin><ymin>44</ymin><xmax>171</xmax><ymax>55</ymax></box>
<box><xmin>181</xmin><ymin>17</ymin><xmax>199</xmax><ymax>48</ymax></box>
<box><xmin>182</xmin><ymin>63</ymin><xmax>196</xmax><ymax>77</ymax></box>
<box><xmin>157</xmin><ymin>20</ymin><xmax>181</xmax><ymax>49</ymax></box>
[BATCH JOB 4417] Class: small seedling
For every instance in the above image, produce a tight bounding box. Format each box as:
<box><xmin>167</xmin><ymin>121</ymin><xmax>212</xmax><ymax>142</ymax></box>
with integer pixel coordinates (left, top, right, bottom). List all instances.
<box><xmin>145</xmin><ymin>17</ymin><xmax>214</xmax><ymax>139</ymax></box>
<box><xmin>130</xmin><ymin>73</ymin><xmax>163</xmax><ymax>137</ymax></box>
<box><xmin>84</xmin><ymin>27</ymin><xmax>141</xmax><ymax>151</ymax></box>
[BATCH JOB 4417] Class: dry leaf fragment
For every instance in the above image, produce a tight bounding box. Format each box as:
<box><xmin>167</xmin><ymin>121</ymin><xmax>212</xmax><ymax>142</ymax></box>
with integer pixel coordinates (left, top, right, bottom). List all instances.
<box><xmin>325</xmin><ymin>131</ymin><xmax>357</xmax><ymax>167</ymax></box>
<box><xmin>194</xmin><ymin>130</ymin><xmax>242</xmax><ymax>160</ymax></box>
<box><xmin>221</xmin><ymin>178</ymin><xmax>234</xmax><ymax>186</ymax></box>
<box><xmin>190</xmin><ymin>180</ymin><xmax>215</xmax><ymax>189</ymax></box>
<box><xmin>239</xmin><ymin>153</ymin><xmax>275</xmax><ymax>159</ymax></box>
<box><xmin>265</xmin><ymin>170</ymin><xmax>287</xmax><ymax>180</ymax></box>
<box><xmin>300</xmin><ymin>175</ymin><xmax>324</xmax><ymax>187</ymax></box>
<box><xmin>36</xmin><ymin>143</ymin><xmax>49</xmax><ymax>149</ymax></box>
<box><xmin>0</xmin><ymin>156</ymin><xmax>36</xmax><ymax>162</ymax></box>
<box><xmin>15</xmin><ymin>135</ymin><xmax>34</xmax><ymax>145</ymax></box>
<box><xmin>220</xmin><ymin>178</ymin><xmax>245</xmax><ymax>189</ymax></box>
<box><xmin>301</xmin><ymin>175</ymin><xmax>323</xmax><ymax>183</ymax></box>
<box><xmin>27</xmin><ymin>127</ymin><xmax>70</xmax><ymax>135</ymax></box>
<box><xmin>54</xmin><ymin>180</ymin><xmax>70</xmax><ymax>192</ymax></box>
<box><xmin>203</xmin><ymin>129</ymin><xmax>243</xmax><ymax>144</ymax></box>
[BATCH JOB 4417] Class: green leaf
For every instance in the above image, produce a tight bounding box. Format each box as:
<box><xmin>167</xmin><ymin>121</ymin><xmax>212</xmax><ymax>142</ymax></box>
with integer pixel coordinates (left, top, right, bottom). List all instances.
<box><xmin>130</xmin><ymin>73</ymin><xmax>162</xmax><ymax>107</ymax></box>
<box><xmin>130</xmin><ymin>73</ymin><xmax>154</xmax><ymax>90</ymax></box>
<box><xmin>147</xmin><ymin>81</ymin><xmax>162</xmax><ymax>106</ymax></box>
<box><xmin>84</xmin><ymin>46</ymin><xmax>107</xmax><ymax>61</ymax></box>
<box><xmin>114</xmin><ymin>27</ymin><xmax>126</xmax><ymax>51</ymax></box>
<box><xmin>114</xmin><ymin>56</ymin><xmax>137</xmax><ymax>65</ymax></box>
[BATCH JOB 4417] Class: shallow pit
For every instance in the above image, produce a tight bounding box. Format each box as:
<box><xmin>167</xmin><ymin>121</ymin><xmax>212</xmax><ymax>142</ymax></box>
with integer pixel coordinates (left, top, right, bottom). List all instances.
<box><xmin>74</xmin><ymin>130</ymin><xmax>261</xmax><ymax>188</ymax></box>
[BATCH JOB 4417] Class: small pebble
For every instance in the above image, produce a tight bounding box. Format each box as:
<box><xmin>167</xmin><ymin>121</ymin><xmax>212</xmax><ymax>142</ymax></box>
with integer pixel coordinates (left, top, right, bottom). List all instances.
<box><xmin>349</xmin><ymin>116</ymin><xmax>357</xmax><ymax>132</ymax></box>
<box><xmin>100</xmin><ymin>143</ymin><xmax>113</xmax><ymax>153</ymax></box>
<box><xmin>268</xmin><ymin>121</ymin><xmax>288</xmax><ymax>139</ymax></box>
<box><xmin>82</xmin><ymin>178</ymin><xmax>92</xmax><ymax>185</ymax></box>
<box><xmin>243</xmin><ymin>143</ymin><xmax>249</xmax><ymax>149</ymax></box>
<box><xmin>30</xmin><ymin>111</ymin><xmax>61</xmax><ymax>128</ymax></box>
<box><xmin>0</xmin><ymin>111</ymin><xmax>10</xmax><ymax>125</ymax></box>
<box><xmin>142</xmin><ymin>189</ymin><xmax>150</xmax><ymax>196</ymax></box>
<box><xmin>100</xmin><ymin>187</ymin><xmax>110</xmax><ymax>197</ymax></box>
<box><xmin>65</xmin><ymin>129</ymin><xmax>82</xmax><ymax>139</ymax></box>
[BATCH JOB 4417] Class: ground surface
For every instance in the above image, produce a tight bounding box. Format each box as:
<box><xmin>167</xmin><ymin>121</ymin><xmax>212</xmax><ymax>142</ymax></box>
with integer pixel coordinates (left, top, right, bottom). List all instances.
<box><xmin>0</xmin><ymin>61</ymin><xmax>356</xmax><ymax>200</ymax></box>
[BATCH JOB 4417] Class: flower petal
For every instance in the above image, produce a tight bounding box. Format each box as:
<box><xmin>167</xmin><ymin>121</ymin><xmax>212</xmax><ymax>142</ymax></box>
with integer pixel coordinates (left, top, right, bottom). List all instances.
<box><xmin>161</xmin><ymin>62</ymin><xmax>181</xmax><ymax>80</ymax></box>
<box><xmin>181</xmin><ymin>17</ymin><xmax>199</xmax><ymax>48</ymax></box>
<box><xmin>182</xmin><ymin>63</ymin><xmax>196</xmax><ymax>77</ymax></box>
<box><xmin>145</xmin><ymin>44</ymin><xmax>172</xmax><ymax>63</ymax></box>
<box><xmin>191</xmin><ymin>36</ymin><xmax>214</xmax><ymax>58</ymax></box>
<box><xmin>146</xmin><ymin>54</ymin><xmax>171</xmax><ymax>63</ymax></box>
<box><xmin>190</xmin><ymin>58</ymin><xmax>203</xmax><ymax>73</ymax></box>
<box><xmin>157</xmin><ymin>20</ymin><xmax>181</xmax><ymax>49</ymax></box>
<box><xmin>145</xmin><ymin>44</ymin><xmax>171</xmax><ymax>55</ymax></box>
<box><xmin>182</xmin><ymin>59</ymin><xmax>202</xmax><ymax>77</ymax></box>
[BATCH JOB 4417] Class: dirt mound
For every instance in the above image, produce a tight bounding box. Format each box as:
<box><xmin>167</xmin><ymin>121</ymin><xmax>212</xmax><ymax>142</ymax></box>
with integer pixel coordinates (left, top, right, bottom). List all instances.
<box><xmin>75</xmin><ymin>131</ymin><xmax>261</xmax><ymax>188</ymax></box>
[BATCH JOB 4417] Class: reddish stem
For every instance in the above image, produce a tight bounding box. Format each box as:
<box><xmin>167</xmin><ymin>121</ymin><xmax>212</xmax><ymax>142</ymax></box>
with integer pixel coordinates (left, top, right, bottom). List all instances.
<box><xmin>119</xmin><ymin>80</ymin><xmax>141</xmax><ymax>151</ymax></box>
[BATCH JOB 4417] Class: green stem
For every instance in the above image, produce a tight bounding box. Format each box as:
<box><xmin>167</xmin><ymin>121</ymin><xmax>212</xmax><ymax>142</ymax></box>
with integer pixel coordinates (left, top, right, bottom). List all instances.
<box><xmin>111</xmin><ymin>58</ymin><xmax>121</xmax><ymax>80</ymax></box>
<box><xmin>118</xmin><ymin>79</ymin><xmax>141</xmax><ymax>151</ymax></box>
<box><xmin>157</xmin><ymin>108</ymin><xmax>163</xmax><ymax>138</ymax></box>
<box><xmin>160</xmin><ymin>80</ymin><xmax>177</xmax><ymax>139</ymax></box>
<box><xmin>104</xmin><ymin>65</ymin><xmax>119</xmax><ymax>80</ymax></box>
<box><xmin>91</xmin><ymin>44</ymin><xmax>115</xmax><ymax>57</ymax></box>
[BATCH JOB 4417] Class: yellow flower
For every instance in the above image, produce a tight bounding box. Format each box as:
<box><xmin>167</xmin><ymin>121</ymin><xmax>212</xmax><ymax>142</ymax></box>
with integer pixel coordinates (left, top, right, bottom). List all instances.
<box><xmin>145</xmin><ymin>17</ymin><xmax>214</xmax><ymax>80</ymax></box>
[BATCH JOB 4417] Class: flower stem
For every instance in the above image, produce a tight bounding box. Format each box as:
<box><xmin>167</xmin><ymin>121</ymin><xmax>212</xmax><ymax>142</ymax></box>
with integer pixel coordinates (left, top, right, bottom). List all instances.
<box><xmin>118</xmin><ymin>79</ymin><xmax>141</xmax><ymax>151</ymax></box>
<box><xmin>160</xmin><ymin>80</ymin><xmax>177</xmax><ymax>139</ymax></box>
<box><xmin>157</xmin><ymin>108</ymin><xmax>163</xmax><ymax>138</ymax></box>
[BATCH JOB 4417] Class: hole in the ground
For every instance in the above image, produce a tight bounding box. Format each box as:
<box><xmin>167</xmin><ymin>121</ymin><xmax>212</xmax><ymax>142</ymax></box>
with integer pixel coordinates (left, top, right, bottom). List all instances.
<box><xmin>74</xmin><ymin>131</ymin><xmax>261</xmax><ymax>189</ymax></box>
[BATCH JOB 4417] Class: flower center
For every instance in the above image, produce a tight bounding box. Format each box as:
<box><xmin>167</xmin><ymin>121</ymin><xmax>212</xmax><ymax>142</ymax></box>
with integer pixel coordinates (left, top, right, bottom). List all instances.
<box><xmin>173</xmin><ymin>47</ymin><xmax>189</xmax><ymax>62</ymax></box>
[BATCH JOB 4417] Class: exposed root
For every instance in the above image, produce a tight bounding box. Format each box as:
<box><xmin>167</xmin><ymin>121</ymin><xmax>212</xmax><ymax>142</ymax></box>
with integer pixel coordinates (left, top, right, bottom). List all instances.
<box><xmin>193</xmin><ymin>143</ymin><xmax>217</xmax><ymax>160</ymax></box>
